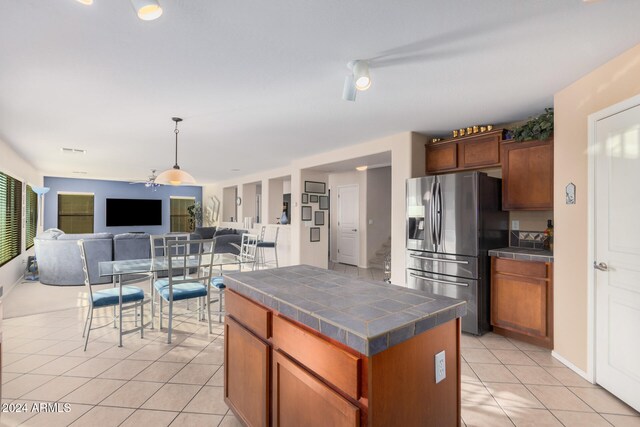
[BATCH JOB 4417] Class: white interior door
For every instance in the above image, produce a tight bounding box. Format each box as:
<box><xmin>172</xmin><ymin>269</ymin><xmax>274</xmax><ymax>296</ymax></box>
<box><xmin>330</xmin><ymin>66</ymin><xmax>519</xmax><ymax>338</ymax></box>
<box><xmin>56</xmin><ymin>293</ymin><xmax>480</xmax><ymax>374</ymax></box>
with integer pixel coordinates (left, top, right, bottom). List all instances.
<box><xmin>595</xmin><ymin>103</ymin><xmax>640</xmax><ymax>411</ymax></box>
<box><xmin>337</xmin><ymin>185</ymin><xmax>359</xmax><ymax>266</ymax></box>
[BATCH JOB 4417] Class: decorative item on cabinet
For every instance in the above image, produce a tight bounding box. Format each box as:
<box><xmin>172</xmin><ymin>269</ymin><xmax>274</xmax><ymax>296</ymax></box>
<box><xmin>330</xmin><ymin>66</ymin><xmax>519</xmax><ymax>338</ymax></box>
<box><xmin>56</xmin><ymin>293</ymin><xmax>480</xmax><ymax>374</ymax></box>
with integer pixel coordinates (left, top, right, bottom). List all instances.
<box><xmin>511</xmin><ymin>108</ymin><xmax>554</xmax><ymax>142</ymax></box>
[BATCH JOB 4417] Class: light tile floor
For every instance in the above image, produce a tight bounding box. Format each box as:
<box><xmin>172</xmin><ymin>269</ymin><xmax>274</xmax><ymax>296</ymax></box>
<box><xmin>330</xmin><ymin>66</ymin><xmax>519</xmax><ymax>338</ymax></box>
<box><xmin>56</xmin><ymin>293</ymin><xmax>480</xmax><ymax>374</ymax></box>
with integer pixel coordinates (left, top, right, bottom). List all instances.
<box><xmin>2</xmin><ymin>266</ymin><xmax>639</xmax><ymax>426</ymax></box>
<box><xmin>459</xmin><ymin>333</ymin><xmax>640</xmax><ymax>426</ymax></box>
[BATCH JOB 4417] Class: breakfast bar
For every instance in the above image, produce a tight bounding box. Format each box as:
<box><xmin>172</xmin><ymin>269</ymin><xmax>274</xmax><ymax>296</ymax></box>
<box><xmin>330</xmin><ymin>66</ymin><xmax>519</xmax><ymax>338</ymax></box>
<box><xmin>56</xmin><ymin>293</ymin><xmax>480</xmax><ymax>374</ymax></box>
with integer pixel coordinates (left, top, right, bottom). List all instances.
<box><xmin>223</xmin><ymin>265</ymin><xmax>466</xmax><ymax>427</ymax></box>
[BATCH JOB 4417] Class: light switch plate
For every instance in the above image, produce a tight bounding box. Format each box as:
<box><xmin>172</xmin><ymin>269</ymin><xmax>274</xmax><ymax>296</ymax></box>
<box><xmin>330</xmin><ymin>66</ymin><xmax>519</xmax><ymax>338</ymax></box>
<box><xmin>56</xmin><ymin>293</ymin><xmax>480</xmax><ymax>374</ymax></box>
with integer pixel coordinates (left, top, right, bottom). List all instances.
<box><xmin>435</xmin><ymin>350</ymin><xmax>446</xmax><ymax>384</ymax></box>
<box><xmin>511</xmin><ymin>220</ymin><xmax>520</xmax><ymax>231</ymax></box>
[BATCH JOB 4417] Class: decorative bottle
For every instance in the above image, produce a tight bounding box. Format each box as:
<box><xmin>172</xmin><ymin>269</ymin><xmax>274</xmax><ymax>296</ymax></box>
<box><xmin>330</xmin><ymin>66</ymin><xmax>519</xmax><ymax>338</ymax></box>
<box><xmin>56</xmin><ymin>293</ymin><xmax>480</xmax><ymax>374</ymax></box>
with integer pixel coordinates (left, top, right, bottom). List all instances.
<box><xmin>543</xmin><ymin>220</ymin><xmax>553</xmax><ymax>251</ymax></box>
<box><xmin>280</xmin><ymin>211</ymin><xmax>288</xmax><ymax>225</ymax></box>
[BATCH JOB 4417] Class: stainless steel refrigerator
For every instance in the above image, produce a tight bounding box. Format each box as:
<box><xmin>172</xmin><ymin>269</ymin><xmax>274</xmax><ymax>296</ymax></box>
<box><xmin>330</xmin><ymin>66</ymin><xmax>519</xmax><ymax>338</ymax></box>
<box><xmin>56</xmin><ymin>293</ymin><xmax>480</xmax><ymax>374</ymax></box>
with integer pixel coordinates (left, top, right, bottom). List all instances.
<box><xmin>406</xmin><ymin>171</ymin><xmax>508</xmax><ymax>335</ymax></box>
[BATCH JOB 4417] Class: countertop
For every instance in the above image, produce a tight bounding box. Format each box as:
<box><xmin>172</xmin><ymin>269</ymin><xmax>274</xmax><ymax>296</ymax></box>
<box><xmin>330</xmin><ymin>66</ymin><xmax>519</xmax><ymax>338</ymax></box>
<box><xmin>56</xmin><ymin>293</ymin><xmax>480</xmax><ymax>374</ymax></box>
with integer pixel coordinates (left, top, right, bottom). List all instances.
<box><xmin>224</xmin><ymin>265</ymin><xmax>466</xmax><ymax>356</ymax></box>
<box><xmin>489</xmin><ymin>247</ymin><xmax>554</xmax><ymax>262</ymax></box>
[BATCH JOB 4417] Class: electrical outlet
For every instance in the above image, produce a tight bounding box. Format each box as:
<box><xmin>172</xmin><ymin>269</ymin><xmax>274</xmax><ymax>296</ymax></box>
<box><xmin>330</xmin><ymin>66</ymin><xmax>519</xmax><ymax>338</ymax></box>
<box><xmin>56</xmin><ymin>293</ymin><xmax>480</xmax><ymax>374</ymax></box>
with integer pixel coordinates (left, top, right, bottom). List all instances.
<box><xmin>511</xmin><ymin>220</ymin><xmax>520</xmax><ymax>231</ymax></box>
<box><xmin>435</xmin><ymin>350</ymin><xmax>446</xmax><ymax>384</ymax></box>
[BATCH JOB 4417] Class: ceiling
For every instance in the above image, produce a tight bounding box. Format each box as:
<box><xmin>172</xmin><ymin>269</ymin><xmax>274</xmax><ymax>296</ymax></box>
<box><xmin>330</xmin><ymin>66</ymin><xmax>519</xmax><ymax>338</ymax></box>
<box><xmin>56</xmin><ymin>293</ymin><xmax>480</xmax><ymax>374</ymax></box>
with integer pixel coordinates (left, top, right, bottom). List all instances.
<box><xmin>1</xmin><ymin>1</ymin><xmax>640</xmax><ymax>184</ymax></box>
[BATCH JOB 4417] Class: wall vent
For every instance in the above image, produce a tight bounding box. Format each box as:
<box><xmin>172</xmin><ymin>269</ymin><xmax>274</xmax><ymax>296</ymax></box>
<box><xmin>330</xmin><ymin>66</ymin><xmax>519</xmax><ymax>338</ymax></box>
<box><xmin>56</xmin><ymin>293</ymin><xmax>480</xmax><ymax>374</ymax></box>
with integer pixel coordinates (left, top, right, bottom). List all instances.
<box><xmin>61</xmin><ymin>147</ymin><xmax>87</xmax><ymax>154</ymax></box>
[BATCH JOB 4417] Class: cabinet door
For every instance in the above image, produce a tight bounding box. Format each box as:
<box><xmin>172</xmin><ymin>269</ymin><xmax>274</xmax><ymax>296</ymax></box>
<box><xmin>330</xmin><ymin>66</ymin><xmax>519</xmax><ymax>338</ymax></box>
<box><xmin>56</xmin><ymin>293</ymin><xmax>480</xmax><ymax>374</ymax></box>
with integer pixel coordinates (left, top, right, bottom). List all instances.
<box><xmin>491</xmin><ymin>257</ymin><xmax>553</xmax><ymax>338</ymax></box>
<box><xmin>458</xmin><ymin>133</ymin><xmax>501</xmax><ymax>169</ymax></box>
<box><xmin>502</xmin><ymin>139</ymin><xmax>553</xmax><ymax>210</ymax></box>
<box><xmin>225</xmin><ymin>316</ymin><xmax>270</xmax><ymax>427</ymax></box>
<box><xmin>426</xmin><ymin>142</ymin><xmax>458</xmax><ymax>173</ymax></box>
<box><xmin>273</xmin><ymin>350</ymin><xmax>360</xmax><ymax>427</ymax></box>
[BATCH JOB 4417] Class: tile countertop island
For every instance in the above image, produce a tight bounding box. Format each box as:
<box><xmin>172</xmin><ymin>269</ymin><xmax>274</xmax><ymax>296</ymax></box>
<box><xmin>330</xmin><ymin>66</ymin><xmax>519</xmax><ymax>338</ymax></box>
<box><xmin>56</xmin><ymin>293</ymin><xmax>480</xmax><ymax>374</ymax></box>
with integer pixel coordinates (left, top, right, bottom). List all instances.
<box><xmin>223</xmin><ymin>265</ymin><xmax>466</xmax><ymax>427</ymax></box>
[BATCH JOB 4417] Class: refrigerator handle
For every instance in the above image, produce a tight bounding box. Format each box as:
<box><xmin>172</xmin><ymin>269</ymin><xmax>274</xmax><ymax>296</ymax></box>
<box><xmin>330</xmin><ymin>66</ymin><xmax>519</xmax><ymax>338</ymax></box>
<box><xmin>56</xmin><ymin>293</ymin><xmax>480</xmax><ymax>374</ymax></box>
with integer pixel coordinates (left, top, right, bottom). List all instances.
<box><xmin>436</xmin><ymin>181</ymin><xmax>443</xmax><ymax>246</ymax></box>
<box><xmin>429</xmin><ymin>180</ymin><xmax>437</xmax><ymax>246</ymax></box>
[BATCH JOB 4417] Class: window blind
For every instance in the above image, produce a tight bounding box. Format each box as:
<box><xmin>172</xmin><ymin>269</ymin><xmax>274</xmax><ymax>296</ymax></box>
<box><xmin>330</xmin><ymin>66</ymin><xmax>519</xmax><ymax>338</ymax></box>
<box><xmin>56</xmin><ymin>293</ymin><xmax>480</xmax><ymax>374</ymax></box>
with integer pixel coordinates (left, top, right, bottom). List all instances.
<box><xmin>58</xmin><ymin>194</ymin><xmax>94</xmax><ymax>233</ymax></box>
<box><xmin>170</xmin><ymin>198</ymin><xmax>194</xmax><ymax>232</ymax></box>
<box><xmin>0</xmin><ymin>172</ymin><xmax>23</xmax><ymax>267</ymax></box>
<box><xmin>26</xmin><ymin>185</ymin><xmax>38</xmax><ymax>249</ymax></box>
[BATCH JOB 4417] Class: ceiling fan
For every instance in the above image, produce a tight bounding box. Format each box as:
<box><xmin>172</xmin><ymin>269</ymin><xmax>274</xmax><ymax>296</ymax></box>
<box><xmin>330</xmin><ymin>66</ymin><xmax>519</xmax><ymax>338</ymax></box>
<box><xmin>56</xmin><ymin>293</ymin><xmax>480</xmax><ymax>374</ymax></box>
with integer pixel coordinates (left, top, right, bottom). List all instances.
<box><xmin>129</xmin><ymin>169</ymin><xmax>163</xmax><ymax>190</ymax></box>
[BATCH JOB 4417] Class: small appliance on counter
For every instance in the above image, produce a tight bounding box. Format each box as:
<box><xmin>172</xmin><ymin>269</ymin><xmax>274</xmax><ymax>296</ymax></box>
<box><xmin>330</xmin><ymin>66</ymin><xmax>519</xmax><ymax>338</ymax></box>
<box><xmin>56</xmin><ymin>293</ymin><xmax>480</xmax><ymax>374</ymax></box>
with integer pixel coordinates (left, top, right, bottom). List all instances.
<box><xmin>406</xmin><ymin>171</ymin><xmax>509</xmax><ymax>335</ymax></box>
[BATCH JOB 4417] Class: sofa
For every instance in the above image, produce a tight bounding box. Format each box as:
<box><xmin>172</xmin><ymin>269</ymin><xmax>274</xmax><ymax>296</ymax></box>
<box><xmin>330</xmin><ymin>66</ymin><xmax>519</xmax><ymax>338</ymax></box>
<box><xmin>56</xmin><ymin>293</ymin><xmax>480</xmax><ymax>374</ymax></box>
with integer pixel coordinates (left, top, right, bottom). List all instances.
<box><xmin>35</xmin><ymin>228</ymin><xmax>248</xmax><ymax>286</ymax></box>
<box><xmin>35</xmin><ymin>229</ymin><xmax>115</xmax><ymax>286</ymax></box>
<box><xmin>193</xmin><ymin>227</ymin><xmax>248</xmax><ymax>255</ymax></box>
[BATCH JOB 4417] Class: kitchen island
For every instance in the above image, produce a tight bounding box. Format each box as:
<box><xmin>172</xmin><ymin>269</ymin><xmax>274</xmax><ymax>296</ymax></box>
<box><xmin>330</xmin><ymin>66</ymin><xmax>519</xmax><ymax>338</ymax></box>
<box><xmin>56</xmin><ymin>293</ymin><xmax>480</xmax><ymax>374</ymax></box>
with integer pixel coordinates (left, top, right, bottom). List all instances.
<box><xmin>223</xmin><ymin>265</ymin><xmax>466</xmax><ymax>427</ymax></box>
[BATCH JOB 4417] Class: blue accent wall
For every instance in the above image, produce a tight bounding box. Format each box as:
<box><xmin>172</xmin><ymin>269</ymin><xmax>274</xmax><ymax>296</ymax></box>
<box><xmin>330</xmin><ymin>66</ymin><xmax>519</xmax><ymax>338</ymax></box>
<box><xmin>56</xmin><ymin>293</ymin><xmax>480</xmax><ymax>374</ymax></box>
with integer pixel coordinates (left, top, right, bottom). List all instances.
<box><xmin>43</xmin><ymin>176</ymin><xmax>202</xmax><ymax>234</ymax></box>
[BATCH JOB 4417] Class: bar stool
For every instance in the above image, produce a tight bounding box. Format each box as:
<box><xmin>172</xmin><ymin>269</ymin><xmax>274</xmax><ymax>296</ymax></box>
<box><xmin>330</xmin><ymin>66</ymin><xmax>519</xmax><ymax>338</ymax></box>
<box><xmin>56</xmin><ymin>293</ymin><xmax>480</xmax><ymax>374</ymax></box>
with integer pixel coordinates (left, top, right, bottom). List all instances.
<box><xmin>256</xmin><ymin>226</ymin><xmax>279</xmax><ymax>269</ymax></box>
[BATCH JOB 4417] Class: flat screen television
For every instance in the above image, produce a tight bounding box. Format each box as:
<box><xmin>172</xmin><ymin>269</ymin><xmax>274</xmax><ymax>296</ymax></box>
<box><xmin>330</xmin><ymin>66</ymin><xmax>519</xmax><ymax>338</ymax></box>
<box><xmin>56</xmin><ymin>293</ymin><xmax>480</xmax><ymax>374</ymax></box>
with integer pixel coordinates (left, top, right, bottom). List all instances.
<box><xmin>106</xmin><ymin>198</ymin><xmax>162</xmax><ymax>227</ymax></box>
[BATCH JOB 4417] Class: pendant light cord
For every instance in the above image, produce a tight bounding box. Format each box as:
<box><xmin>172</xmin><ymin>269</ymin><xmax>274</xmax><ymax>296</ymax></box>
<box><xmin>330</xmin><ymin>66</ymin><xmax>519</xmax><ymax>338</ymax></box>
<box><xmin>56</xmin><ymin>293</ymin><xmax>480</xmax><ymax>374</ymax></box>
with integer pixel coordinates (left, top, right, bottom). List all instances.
<box><xmin>174</xmin><ymin>120</ymin><xmax>180</xmax><ymax>169</ymax></box>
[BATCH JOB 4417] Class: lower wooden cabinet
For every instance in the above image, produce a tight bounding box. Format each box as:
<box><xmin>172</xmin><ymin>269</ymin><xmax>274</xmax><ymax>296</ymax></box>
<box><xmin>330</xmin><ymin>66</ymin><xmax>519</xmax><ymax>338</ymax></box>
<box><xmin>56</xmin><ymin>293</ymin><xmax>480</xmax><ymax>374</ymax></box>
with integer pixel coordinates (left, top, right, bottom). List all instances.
<box><xmin>272</xmin><ymin>350</ymin><xmax>360</xmax><ymax>427</ymax></box>
<box><xmin>490</xmin><ymin>257</ymin><xmax>553</xmax><ymax>348</ymax></box>
<box><xmin>225</xmin><ymin>316</ymin><xmax>270</xmax><ymax>427</ymax></box>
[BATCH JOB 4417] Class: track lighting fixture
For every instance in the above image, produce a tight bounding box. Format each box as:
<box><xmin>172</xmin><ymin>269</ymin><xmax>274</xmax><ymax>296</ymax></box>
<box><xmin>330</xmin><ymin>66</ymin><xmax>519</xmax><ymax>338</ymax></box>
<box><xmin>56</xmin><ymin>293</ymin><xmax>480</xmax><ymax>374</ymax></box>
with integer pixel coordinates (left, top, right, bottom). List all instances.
<box><xmin>130</xmin><ymin>0</ymin><xmax>163</xmax><ymax>21</ymax></box>
<box><xmin>342</xmin><ymin>60</ymin><xmax>371</xmax><ymax>102</ymax></box>
<box><xmin>74</xmin><ymin>0</ymin><xmax>163</xmax><ymax>21</ymax></box>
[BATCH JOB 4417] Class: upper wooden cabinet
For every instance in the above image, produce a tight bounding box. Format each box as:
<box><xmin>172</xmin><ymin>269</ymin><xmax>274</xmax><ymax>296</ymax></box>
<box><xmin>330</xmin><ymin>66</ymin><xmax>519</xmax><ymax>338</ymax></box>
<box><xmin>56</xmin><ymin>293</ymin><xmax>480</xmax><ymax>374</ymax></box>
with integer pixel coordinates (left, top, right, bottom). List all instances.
<box><xmin>425</xmin><ymin>129</ymin><xmax>502</xmax><ymax>174</ymax></box>
<box><xmin>501</xmin><ymin>139</ymin><xmax>554</xmax><ymax>210</ymax></box>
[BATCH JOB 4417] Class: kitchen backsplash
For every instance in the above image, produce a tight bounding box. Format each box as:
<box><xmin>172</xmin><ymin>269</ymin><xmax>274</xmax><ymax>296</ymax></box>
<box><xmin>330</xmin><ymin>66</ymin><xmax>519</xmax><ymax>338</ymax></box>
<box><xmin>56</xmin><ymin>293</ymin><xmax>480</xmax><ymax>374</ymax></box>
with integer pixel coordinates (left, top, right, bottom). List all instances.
<box><xmin>510</xmin><ymin>230</ymin><xmax>547</xmax><ymax>250</ymax></box>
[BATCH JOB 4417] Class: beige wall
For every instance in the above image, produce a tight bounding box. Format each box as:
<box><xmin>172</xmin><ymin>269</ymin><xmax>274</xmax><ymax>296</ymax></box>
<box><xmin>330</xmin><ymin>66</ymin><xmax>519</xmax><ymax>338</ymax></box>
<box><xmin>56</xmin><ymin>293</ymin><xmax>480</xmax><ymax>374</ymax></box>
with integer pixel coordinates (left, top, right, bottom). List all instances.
<box><xmin>366</xmin><ymin>167</ymin><xmax>392</xmax><ymax>265</ymax></box>
<box><xmin>328</xmin><ymin>170</ymin><xmax>368</xmax><ymax>267</ymax></box>
<box><xmin>0</xmin><ymin>138</ymin><xmax>44</xmax><ymax>297</ymax></box>
<box><xmin>554</xmin><ymin>43</ymin><xmax>640</xmax><ymax>372</ymax></box>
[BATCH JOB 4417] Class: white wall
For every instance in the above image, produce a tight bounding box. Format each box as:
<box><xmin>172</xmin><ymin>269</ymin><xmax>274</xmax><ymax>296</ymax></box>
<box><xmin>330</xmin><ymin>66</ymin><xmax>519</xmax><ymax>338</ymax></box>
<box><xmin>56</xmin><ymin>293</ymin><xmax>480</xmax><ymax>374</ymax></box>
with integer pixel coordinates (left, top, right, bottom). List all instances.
<box><xmin>204</xmin><ymin>132</ymin><xmax>426</xmax><ymax>285</ymax></box>
<box><xmin>222</xmin><ymin>186</ymin><xmax>237</xmax><ymax>222</ymax></box>
<box><xmin>297</xmin><ymin>170</ymin><xmax>329</xmax><ymax>268</ymax></box>
<box><xmin>0</xmin><ymin>138</ymin><xmax>43</xmax><ymax>297</ymax></box>
<box><xmin>366</xmin><ymin>167</ymin><xmax>392</xmax><ymax>265</ymax></box>
<box><xmin>241</xmin><ymin>182</ymin><xmax>257</xmax><ymax>224</ymax></box>
<box><xmin>328</xmin><ymin>171</ymin><xmax>367</xmax><ymax>267</ymax></box>
<box><xmin>268</xmin><ymin>178</ymin><xmax>285</xmax><ymax>225</ymax></box>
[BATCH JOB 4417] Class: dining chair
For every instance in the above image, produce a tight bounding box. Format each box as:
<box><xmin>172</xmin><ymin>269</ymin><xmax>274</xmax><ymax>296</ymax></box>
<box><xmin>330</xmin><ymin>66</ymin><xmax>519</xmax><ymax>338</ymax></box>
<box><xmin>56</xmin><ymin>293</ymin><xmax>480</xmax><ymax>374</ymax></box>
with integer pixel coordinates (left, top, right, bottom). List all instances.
<box><xmin>155</xmin><ymin>238</ymin><xmax>216</xmax><ymax>344</ymax></box>
<box><xmin>78</xmin><ymin>240</ymin><xmax>145</xmax><ymax>351</ymax></box>
<box><xmin>149</xmin><ymin>233</ymin><xmax>191</xmax><ymax>328</ymax></box>
<box><xmin>256</xmin><ymin>225</ymin><xmax>279</xmax><ymax>269</ymax></box>
<box><xmin>209</xmin><ymin>233</ymin><xmax>258</xmax><ymax>322</ymax></box>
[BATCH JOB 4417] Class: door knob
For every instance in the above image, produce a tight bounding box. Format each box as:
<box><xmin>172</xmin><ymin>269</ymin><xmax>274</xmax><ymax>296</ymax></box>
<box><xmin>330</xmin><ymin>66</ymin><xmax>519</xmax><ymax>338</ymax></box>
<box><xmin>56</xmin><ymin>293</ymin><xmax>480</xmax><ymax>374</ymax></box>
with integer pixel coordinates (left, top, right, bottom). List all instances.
<box><xmin>352</xmin><ymin>229</ymin><xmax>358</xmax><ymax>232</ymax></box>
<box><xmin>594</xmin><ymin>262</ymin><xmax>608</xmax><ymax>271</ymax></box>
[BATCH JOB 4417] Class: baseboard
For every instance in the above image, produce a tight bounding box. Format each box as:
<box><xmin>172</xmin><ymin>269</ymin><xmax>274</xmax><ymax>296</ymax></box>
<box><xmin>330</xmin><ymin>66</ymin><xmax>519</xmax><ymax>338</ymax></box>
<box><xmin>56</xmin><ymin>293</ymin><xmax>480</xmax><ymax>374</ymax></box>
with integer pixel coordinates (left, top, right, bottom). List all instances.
<box><xmin>552</xmin><ymin>351</ymin><xmax>595</xmax><ymax>383</ymax></box>
<box><xmin>4</xmin><ymin>272</ymin><xmax>26</xmax><ymax>298</ymax></box>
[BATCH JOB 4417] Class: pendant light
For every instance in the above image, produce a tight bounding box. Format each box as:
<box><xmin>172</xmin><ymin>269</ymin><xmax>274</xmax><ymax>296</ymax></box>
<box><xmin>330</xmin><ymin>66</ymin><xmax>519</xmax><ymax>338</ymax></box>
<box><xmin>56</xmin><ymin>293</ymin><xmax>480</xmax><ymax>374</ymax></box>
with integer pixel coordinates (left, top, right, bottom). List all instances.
<box><xmin>130</xmin><ymin>0</ymin><xmax>163</xmax><ymax>21</ymax></box>
<box><xmin>155</xmin><ymin>117</ymin><xmax>196</xmax><ymax>186</ymax></box>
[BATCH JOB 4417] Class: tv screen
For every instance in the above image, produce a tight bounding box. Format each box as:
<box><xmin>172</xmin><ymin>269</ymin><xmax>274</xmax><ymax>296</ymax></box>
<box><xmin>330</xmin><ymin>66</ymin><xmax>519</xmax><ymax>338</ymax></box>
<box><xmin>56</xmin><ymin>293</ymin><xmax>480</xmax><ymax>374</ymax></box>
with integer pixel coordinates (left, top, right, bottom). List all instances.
<box><xmin>106</xmin><ymin>198</ymin><xmax>162</xmax><ymax>227</ymax></box>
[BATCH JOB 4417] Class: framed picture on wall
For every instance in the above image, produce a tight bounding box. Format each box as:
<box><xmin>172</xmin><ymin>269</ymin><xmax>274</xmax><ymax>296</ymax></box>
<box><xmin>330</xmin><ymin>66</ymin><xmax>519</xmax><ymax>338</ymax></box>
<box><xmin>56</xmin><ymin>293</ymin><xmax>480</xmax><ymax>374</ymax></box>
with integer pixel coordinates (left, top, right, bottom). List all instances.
<box><xmin>304</xmin><ymin>181</ymin><xmax>326</xmax><ymax>194</ymax></box>
<box><xmin>319</xmin><ymin>196</ymin><xmax>329</xmax><ymax>210</ymax></box>
<box><xmin>310</xmin><ymin>194</ymin><xmax>318</xmax><ymax>203</ymax></box>
<box><xmin>314</xmin><ymin>211</ymin><xmax>324</xmax><ymax>226</ymax></box>
<box><xmin>301</xmin><ymin>205</ymin><xmax>312</xmax><ymax>221</ymax></box>
<box><xmin>301</xmin><ymin>193</ymin><xmax>309</xmax><ymax>204</ymax></box>
<box><xmin>310</xmin><ymin>227</ymin><xmax>320</xmax><ymax>242</ymax></box>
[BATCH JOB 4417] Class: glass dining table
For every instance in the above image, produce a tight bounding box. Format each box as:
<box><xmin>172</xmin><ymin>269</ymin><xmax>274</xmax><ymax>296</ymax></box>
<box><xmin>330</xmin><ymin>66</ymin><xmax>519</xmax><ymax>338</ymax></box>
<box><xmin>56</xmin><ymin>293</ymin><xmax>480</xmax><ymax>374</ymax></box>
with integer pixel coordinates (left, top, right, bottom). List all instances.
<box><xmin>98</xmin><ymin>253</ymin><xmax>248</xmax><ymax>346</ymax></box>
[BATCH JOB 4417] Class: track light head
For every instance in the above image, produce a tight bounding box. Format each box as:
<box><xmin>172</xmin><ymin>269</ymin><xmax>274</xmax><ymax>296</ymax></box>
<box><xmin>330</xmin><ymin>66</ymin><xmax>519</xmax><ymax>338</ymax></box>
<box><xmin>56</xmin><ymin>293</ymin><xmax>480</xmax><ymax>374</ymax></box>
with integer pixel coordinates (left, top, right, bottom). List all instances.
<box><xmin>76</xmin><ymin>0</ymin><xmax>94</xmax><ymax>4</ymax></box>
<box><xmin>342</xmin><ymin>74</ymin><xmax>357</xmax><ymax>102</ymax></box>
<box><xmin>352</xmin><ymin>61</ymin><xmax>371</xmax><ymax>91</ymax></box>
<box><xmin>130</xmin><ymin>0</ymin><xmax>163</xmax><ymax>21</ymax></box>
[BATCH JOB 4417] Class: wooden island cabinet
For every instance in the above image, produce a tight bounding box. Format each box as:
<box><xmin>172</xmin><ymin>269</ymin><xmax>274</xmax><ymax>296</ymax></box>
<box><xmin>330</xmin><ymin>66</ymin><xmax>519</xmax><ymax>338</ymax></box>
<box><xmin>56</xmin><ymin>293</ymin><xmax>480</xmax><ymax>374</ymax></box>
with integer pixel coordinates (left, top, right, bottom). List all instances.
<box><xmin>223</xmin><ymin>265</ymin><xmax>466</xmax><ymax>427</ymax></box>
